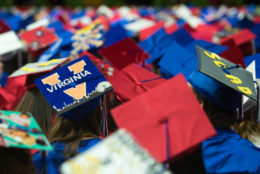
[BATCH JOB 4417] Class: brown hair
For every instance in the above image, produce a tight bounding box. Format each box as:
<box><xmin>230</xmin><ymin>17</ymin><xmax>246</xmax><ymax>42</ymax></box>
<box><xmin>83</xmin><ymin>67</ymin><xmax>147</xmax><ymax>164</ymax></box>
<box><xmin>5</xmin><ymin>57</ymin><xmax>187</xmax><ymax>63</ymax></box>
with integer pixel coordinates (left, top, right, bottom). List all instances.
<box><xmin>0</xmin><ymin>147</ymin><xmax>36</xmax><ymax>174</ymax></box>
<box><xmin>191</xmin><ymin>87</ymin><xmax>237</xmax><ymax>128</ymax></box>
<box><xmin>48</xmin><ymin>104</ymin><xmax>102</xmax><ymax>159</ymax></box>
<box><xmin>15</xmin><ymin>88</ymin><xmax>54</xmax><ymax>136</ymax></box>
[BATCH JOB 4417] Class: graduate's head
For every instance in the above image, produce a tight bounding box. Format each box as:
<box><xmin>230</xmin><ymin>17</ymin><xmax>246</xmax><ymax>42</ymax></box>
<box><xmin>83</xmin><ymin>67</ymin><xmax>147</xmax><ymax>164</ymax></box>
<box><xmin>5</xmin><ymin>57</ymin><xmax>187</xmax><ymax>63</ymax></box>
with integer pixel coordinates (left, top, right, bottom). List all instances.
<box><xmin>188</xmin><ymin>71</ymin><xmax>239</xmax><ymax>127</ymax></box>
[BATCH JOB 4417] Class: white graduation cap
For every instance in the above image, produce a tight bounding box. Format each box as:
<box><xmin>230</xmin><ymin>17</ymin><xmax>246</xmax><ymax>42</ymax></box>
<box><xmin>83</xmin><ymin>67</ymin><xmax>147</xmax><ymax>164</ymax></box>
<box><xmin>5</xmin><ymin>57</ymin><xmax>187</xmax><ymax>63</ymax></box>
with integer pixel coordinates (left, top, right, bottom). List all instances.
<box><xmin>124</xmin><ymin>18</ymin><xmax>155</xmax><ymax>35</ymax></box>
<box><xmin>60</xmin><ymin>129</ymin><xmax>171</xmax><ymax>174</ymax></box>
<box><xmin>26</xmin><ymin>18</ymin><xmax>50</xmax><ymax>31</ymax></box>
<box><xmin>0</xmin><ymin>31</ymin><xmax>24</xmax><ymax>57</ymax></box>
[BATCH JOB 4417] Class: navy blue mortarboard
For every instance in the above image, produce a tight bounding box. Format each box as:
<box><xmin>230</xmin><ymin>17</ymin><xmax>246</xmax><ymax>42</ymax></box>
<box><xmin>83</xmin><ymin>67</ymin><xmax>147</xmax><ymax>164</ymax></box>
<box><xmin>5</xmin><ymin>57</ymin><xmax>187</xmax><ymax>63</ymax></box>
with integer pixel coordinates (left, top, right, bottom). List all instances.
<box><xmin>104</xmin><ymin>23</ymin><xmax>128</xmax><ymax>47</ymax></box>
<box><xmin>185</xmin><ymin>39</ymin><xmax>228</xmax><ymax>55</ymax></box>
<box><xmin>34</xmin><ymin>55</ymin><xmax>113</xmax><ymax>120</ymax></box>
<box><xmin>139</xmin><ymin>28</ymin><xmax>172</xmax><ymax>64</ymax></box>
<box><xmin>158</xmin><ymin>42</ymin><xmax>197</xmax><ymax>80</ymax></box>
<box><xmin>169</xmin><ymin>28</ymin><xmax>195</xmax><ymax>46</ymax></box>
<box><xmin>238</xmin><ymin>16</ymin><xmax>255</xmax><ymax>29</ymax></box>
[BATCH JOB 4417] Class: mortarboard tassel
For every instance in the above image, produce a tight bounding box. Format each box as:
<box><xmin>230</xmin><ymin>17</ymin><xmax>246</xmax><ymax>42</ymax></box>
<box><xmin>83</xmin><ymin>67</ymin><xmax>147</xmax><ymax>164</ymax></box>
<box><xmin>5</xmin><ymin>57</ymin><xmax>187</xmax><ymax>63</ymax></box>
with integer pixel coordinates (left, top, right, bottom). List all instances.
<box><xmin>102</xmin><ymin>94</ymin><xmax>108</xmax><ymax>137</ymax></box>
<box><xmin>164</xmin><ymin>119</ymin><xmax>170</xmax><ymax>169</ymax></box>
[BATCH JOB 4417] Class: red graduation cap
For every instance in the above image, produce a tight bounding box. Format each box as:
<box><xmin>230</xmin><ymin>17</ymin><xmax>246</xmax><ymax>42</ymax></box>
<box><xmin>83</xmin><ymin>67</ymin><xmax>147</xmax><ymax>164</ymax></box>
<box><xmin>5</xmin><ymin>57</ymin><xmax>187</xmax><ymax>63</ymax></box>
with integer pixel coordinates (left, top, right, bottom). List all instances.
<box><xmin>99</xmin><ymin>37</ymin><xmax>150</xmax><ymax>70</ymax></box>
<box><xmin>0</xmin><ymin>19</ymin><xmax>10</xmax><ymax>34</ymax></box>
<box><xmin>220</xmin><ymin>38</ymin><xmax>246</xmax><ymax>68</ymax></box>
<box><xmin>164</xmin><ymin>23</ymin><xmax>179</xmax><ymax>34</ymax></box>
<box><xmin>20</xmin><ymin>26</ymin><xmax>58</xmax><ymax>51</ymax></box>
<box><xmin>0</xmin><ymin>76</ymin><xmax>27</xmax><ymax>110</ymax></box>
<box><xmin>139</xmin><ymin>21</ymin><xmax>165</xmax><ymax>41</ymax></box>
<box><xmin>109</xmin><ymin>63</ymin><xmax>166</xmax><ymax>101</ymax></box>
<box><xmin>111</xmin><ymin>74</ymin><xmax>216</xmax><ymax>162</ymax></box>
<box><xmin>79</xmin><ymin>51</ymin><xmax>118</xmax><ymax>80</ymax></box>
<box><xmin>191</xmin><ymin>24</ymin><xmax>219</xmax><ymax>42</ymax></box>
<box><xmin>220</xmin><ymin>29</ymin><xmax>256</xmax><ymax>55</ymax></box>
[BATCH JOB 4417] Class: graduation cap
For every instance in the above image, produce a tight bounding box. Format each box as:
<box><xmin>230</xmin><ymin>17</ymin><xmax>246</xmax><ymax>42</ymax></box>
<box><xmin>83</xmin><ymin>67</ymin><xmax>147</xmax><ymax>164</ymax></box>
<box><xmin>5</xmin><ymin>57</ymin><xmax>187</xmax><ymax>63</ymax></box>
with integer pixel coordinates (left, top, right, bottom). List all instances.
<box><xmin>111</xmin><ymin>74</ymin><xmax>216</xmax><ymax>162</ymax></box>
<box><xmin>139</xmin><ymin>28</ymin><xmax>172</xmax><ymax>64</ymax></box>
<box><xmin>60</xmin><ymin>129</ymin><xmax>171</xmax><ymax>174</ymax></box>
<box><xmin>9</xmin><ymin>58</ymin><xmax>68</xmax><ymax>89</ymax></box>
<box><xmin>220</xmin><ymin>38</ymin><xmax>246</xmax><ymax>68</ymax></box>
<box><xmin>104</xmin><ymin>23</ymin><xmax>128</xmax><ymax>47</ymax></box>
<box><xmin>71</xmin><ymin>24</ymin><xmax>104</xmax><ymax>59</ymax></box>
<box><xmin>109</xmin><ymin>63</ymin><xmax>166</xmax><ymax>101</ymax></box>
<box><xmin>124</xmin><ymin>18</ymin><xmax>155</xmax><ymax>36</ymax></box>
<box><xmin>158</xmin><ymin>42</ymin><xmax>197</xmax><ymax>80</ymax></box>
<box><xmin>250</xmin><ymin>24</ymin><xmax>260</xmax><ymax>50</ymax></box>
<box><xmin>185</xmin><ymin>39</ymin><xmax>228</xmax><ymax>55</ymax></box>
<box><xmin>19</xmin><ymin>26</ymin><xmax>58</xmax><ymax>51</ymax></box>
<box><xmin>38</xmin><ymin>39</ymin><xmax>63</xmax><ymax>62</ymax></box>
<box><xmin>0</xmin><ymin>110</ymin><xmax>52</xmax><ymax>151</ymax></box>
<box><xmin>34</xmin><ymin>55</ymin><xmax>113</xmax><ymax>118</ymax></box>
<box><xmin>169</xmin><ymin>28</ymin><xmax>195</xmax><ymax>46</ymax></box>
<box><xmin>0</xmin><ymin>31</ymin><xmax>23</xmax><ymax>56</ymax></box>
<box><xmin>139</xmin><ymin>21</ymin><xmax>165</xmax><ymax>41</ymax></box>
<box><xmin>0</xmin><ymin>19</ymin><xmax>10</xmax><ymax>34</ymax></box>
<box><xmin>220</xmin><ymin>29</ymin><xmax>256</xmax><ymax>55</ymax></box>
<box><xmin>192</xmin><ymin>46</ymin><xmax>257</xmax><ymax>102</ymax></box>
<box><xmin>99</xmin><ymin>38</ymin><xmax>150</xmax><ymax>70</ymax></box>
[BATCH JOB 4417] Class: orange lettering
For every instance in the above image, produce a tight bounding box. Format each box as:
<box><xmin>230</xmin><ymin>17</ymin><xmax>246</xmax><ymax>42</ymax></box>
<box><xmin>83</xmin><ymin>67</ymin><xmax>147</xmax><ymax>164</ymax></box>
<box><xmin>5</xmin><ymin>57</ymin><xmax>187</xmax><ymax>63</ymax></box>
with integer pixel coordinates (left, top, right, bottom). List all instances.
<box><xmin>63</xmin><ymin>82</ymin><xmax>86</xmax><ymax>100</ymax></box>
<box><xmin>41</xmin><ymin>73</ymin><xmax>60</xmax><ymax>86</ymax></box>
<box><xmin>68</xmin><ymin>60</ymin><xmax>86</xmax><ymax>74</ymax></box>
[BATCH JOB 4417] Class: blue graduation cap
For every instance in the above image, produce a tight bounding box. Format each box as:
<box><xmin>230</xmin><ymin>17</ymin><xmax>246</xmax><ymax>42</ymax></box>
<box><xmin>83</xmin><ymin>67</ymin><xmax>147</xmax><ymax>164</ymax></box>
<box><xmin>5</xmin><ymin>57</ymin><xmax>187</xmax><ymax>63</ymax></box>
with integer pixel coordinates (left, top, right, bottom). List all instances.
<box><xmin>202</xmin><ymin>129</ymin><xmax>260</xmax><ymax>173</ymax></box>
<box><xmin>250</xmin><ymin>24</ymin><xmax>260</xmax><ymax>50</ymax></box>
<box><xmin>185</xmin><ymin>39</ymin><xmax>228</xmax><ymax>55</ymax></box>
<box><xmin>34</xmin><ymin>55</ymin><xmax>113</xmax><ymax>119</ymax></box>
<box><xmin>244</xmin><ymin>53</ymin><xmax>260</xmax><ymax>79</ymax></box>
<box><xmin>169</xmin><ymin>28</ymin><xmax>195</xmax><ymax>46</ymax></box>
<box><xmin>70</xmin><ymin>10</ymin><xmax>86</xmax><ymax>20</ymax></box>
<box><xmin>48</xmin><ymin>20</ymin><xmax>65</xmax><ymax>33</ymax></box>
<box><xmin>176</xmin><ymin>18</ymin><xmax>186</xmax><ymax>27</ymax></box>
<box><xmin>104</xmin><ymin>23</ymin><xmax>128</xmax><ymax>47</ymax></box>
<box><xmin>226</xmin><ymin>15</ymin><xmax>239</xmax><ymax>28</ymax></box>
<box><xmin>139</xmin><ymin>28</ymin><xmax>172</xmax><ymax>64</ymax></box>
<box><xmin>5</xmin><ymin>14</ymin><xmax>22</xmax><ymax>32</ymax></box>
<box><xmin>158</xmin><ymin>42</ymin><xmax>198</xmax><ymax>79</ymax></box>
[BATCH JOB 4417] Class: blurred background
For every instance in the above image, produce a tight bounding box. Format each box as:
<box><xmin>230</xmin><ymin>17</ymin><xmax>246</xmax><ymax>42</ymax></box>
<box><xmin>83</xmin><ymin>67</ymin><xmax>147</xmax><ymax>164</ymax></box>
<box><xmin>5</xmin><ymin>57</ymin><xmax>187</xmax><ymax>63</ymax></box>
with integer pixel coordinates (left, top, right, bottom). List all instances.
<box><xmin>0</xmin><ymin>0</ymin><xmax>260</xmax><ymax>7</ymax></box>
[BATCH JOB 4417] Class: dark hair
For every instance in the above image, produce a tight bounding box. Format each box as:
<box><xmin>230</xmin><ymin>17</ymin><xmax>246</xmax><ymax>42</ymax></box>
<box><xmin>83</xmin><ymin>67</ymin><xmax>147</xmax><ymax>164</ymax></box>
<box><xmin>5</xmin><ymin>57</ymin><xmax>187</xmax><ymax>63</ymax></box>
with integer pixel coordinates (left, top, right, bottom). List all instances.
<box><xmin>0</xmin><ymin>147</ymin><xmax>36</xmax><ymax>174</ymax></box>
<box><xmin>191</xmin><ymin>87</ymin><xmax>237</xmax><ymax>128</ymax></box>
<box><xmin>15</xmin><ymin>88</ymin><xmax>54</xmax><ymax>136</ymax></box>
<box><xmin>48</xmin><ymin>104</ymin><xmax>102</xmax><ymax>159</ymax></box>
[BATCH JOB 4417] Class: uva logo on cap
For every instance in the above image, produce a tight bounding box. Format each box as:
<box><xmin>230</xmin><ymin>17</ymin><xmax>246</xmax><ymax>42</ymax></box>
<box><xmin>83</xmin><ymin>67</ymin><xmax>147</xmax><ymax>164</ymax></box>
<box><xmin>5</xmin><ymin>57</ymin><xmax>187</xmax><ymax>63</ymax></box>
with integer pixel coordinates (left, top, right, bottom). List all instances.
<box><xmin>35</xmin><ymin>55</ymin><xmax>113</xmax><ymax>115</ymax></box>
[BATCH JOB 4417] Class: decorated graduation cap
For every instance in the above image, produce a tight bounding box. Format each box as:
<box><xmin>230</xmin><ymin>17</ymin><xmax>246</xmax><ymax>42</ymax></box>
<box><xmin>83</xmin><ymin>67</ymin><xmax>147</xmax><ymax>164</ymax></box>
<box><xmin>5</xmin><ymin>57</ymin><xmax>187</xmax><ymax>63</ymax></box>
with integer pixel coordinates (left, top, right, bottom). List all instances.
<box><xmin>99</xmin><ymin>37</ymin><xmax>150</xmax><ymax>70</ymax></box>
<box><xmin>158</xmin><ymin>42</ymin><xmax>197</xmax><ymax>80</ymax></box>
<box><xmin>109</xmin><ymin>63</ymin><xmax>166</xmax><ymax>101</ymax></box>
<box><xmin>71</xmin><ymin>23</ymin><xmax>104</xmax><ymax>59</ymax></box>
<box><xmin>34</xmin><ymin>55</ymin><xmax>113</xmax><ymax>119</ymax></box>
<box><xmin>189</xmin><ymin>46</ymin><xmax>257</xmax><ymax>111</ymax></box>
<box><xmin>111</xmin><ymin>74</ymin><xmax>216</xmax><ymax>162</ymax></box>
<box><xmin>20</xmin><ymin>26</ymin><xmax>58</xmax><ymax>51</ymax></box>
<box><xmin>0</xmin><ymin>31</ymin><xmax>23</xmax><ymax>56</ymax></box>
<box><xmin>0</xmin><ymin>110</ymin><xmax>52</xmax><ymax>151</ymax></box>
<box><xmin>9</xmin><ymin>58</ymin><xmax>68</xmax><ymax>89</ymax></box>
<box><xmin>139</xmin><ymin>28</ymin><xmax>173</xmax><ymax>64</ymax></box>
<box><xmin>60</xmin><ymin>129</ymin><xmax>171</xmax><ymax>174</ymax></box>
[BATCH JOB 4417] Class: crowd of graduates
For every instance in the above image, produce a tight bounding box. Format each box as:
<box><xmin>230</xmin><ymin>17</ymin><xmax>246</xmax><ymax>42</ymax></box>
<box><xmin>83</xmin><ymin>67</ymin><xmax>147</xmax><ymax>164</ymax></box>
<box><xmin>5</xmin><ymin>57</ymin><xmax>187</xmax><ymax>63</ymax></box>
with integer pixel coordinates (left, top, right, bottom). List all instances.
<box><xmin>0</xmin><ymin>3</ymin><xmax>260</xmax><ymax>174</ymax></box>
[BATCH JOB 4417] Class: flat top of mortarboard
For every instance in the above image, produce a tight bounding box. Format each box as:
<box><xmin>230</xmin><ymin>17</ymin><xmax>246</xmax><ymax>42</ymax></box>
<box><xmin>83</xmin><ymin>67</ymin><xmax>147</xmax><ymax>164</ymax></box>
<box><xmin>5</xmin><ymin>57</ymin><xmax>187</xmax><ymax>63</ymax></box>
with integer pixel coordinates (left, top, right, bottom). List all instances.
<box><xmin>196</xmin><ymin>46</ymin><xmax>257</xmax><ymax>101</ymax></box>
<box><xmin>34</xmin><ymin>55</ymin><xmax>113</xmax><ymax>116</ymax></box>
<box><xmin>0</xmin><ymin>110</ymin><xmax>52</xmax><ymax>151</ymax></box>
